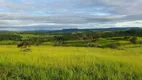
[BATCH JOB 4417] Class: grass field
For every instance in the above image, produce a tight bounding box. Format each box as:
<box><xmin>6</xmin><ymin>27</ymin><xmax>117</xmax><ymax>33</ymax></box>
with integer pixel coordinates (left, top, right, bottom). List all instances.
<box><xmin>0</xmin><ymin>45</ymin><xmax>142</xmax><ymax>80</ymax></box>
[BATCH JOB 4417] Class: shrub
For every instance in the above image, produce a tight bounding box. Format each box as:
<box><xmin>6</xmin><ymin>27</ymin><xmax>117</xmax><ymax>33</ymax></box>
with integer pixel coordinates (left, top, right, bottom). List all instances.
<box><xmin>129</xmin><ymin>36</ymin><xmax>137</xmax><ymax>44</ymax></box>
<box><xmin>53</xmin><ymin>36</ymin><xmax>65</xmax><ymax>46</ymax></box>
<box><xmin>123</xmin><ymin>36</ymin><xmax>131</xmax><ymax>40</ymax></box>
<box><xmin>107</xmin><ymin>43</ymin><xmax>120</xmax><ymax>49</ymax></box>
<box><xmin>111</xmin><ymin>37</ymin><xmax>123</xmax><ymax>40</ymax></box>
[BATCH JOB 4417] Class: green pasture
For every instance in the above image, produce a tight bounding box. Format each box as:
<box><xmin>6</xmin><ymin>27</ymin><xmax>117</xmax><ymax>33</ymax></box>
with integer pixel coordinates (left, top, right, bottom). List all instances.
<box><xmin>0</xmin><ymin>45</ymin><xmax>141</xmax><ymax>80</ymax></box>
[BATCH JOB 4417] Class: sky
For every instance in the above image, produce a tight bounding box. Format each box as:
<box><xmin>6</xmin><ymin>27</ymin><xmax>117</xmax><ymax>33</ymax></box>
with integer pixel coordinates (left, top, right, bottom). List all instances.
<box><xmin>0</xmin><ymin>0</ymin><xmax>142</xmax><ymax>31</ymax></box>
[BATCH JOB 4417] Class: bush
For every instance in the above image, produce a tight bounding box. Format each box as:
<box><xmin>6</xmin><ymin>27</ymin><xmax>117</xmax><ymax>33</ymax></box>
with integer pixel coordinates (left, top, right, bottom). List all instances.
<box><xmin>53</xmin><ymin>36</ymin><xmax>65</xmax><ymax>46</ymax></box>
<box><xmin>107</xmin><ymin>43</ymin><xmax>120</xmax><ymax>49</ymax></box>
<box><xmin>123</xmin><ymin>36</ymin><xmax>131</xmax><ymax>40</ymax></box>
<box><xmin>129</xmin><ymin>36</ymin><xmax>137</xmax><ymax>44</ymax></box>
<box><xmin>111</xmin><ymin>37</ymin><xmax>123</xmax><ymax>40</ymax></box>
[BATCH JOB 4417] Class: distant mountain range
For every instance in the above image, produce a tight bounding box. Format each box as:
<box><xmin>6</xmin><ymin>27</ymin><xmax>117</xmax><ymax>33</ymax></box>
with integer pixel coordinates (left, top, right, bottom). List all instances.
<box><xmin>0</xmin><ymin>27</ymin><xmax>142</xmax><ymax>33</ymax></box>
<box><xmin>22</xmin><ymin>27</ymin><xmax>142</xmax><ymax>33</ymax></box>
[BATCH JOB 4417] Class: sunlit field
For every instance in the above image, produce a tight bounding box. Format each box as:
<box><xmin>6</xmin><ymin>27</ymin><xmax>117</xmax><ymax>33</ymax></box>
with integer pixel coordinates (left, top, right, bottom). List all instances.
<box><xmin>0</xmin><ymin>45</ymin><xmax>142</xmax><ymax>80</ymax></box>
<box><xmin>1</xmin><ymin>0</ymin><xmax>142</xmax><ymax>79</ymax></box>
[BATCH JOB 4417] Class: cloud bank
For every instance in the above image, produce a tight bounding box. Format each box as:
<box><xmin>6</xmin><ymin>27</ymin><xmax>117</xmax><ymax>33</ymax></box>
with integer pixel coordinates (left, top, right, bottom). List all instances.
<box><xmin>0</xmin><ymin>0</ymin><xmax>142</xmax><ymax>30</ymax></box>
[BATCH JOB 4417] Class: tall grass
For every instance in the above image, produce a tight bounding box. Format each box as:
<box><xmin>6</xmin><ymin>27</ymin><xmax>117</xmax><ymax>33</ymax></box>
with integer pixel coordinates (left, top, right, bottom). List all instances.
<box><xmin>0</xmin><ymin>45</ymin><xmax>142</xmax><ymax>80</ymax></box>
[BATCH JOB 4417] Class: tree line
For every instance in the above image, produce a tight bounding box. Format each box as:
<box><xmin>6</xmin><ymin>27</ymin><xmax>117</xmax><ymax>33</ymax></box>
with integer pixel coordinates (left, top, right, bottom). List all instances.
<box><xmin>0</xmin><ymin>30</ymin><xmax>142</xmax><ymax>47</ymax></box>
<box><xmin>0</xmin><ymin>34</ymin><xmax>22</xmax><ymax>41</ymax></box>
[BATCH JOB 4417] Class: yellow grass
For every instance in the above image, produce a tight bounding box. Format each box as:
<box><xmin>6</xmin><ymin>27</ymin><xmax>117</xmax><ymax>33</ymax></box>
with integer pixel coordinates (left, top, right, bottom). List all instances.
<box><xmin>0</xmin><ymin>45</ymin><xmax>142</xmax><ymax>80</ymax></box>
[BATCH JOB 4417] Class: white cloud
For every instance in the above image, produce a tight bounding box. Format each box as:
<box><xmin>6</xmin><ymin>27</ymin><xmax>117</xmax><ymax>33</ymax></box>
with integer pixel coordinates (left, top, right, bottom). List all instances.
<box><xmin>0</xmin><ymin>0</ymin><xmax>142</xmax><ymax>30</ymax></box>
<box><xmin>115</xmin><ymin>20</ymin><xmax>142</xmax><ymax>27</ymax></box>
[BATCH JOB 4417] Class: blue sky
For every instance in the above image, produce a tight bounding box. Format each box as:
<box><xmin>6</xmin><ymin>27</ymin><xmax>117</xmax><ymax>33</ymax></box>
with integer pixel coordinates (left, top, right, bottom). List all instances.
<box><xmin>0</xmin><ymin>0</ymin><xmax>142</xmax><ymax>31</ymax></box>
